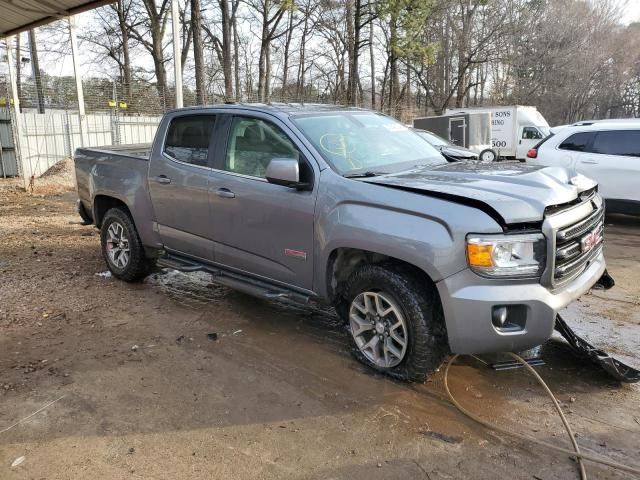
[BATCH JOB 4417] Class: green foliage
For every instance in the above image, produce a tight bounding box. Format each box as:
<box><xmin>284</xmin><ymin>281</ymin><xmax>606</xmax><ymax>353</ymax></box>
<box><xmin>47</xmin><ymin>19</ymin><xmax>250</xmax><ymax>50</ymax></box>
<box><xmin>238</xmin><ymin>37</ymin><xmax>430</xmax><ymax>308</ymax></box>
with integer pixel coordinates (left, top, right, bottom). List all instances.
<box><xmin>377</xmin><ymin>0</ymin><xmax>437</xmax><ymax>64</ymax></box>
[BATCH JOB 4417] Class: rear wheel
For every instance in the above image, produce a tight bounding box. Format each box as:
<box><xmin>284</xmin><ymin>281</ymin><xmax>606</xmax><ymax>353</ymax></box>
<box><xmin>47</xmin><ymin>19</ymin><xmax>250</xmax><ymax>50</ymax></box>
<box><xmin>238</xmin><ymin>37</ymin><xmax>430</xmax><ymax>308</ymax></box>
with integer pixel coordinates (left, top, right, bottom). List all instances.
<box><xmin>342</xmin><ymin>263</ymin><xmax>448</xmax><ymax>382</ymax></box>
<box><xmin>479</xmin><ymin>148</ymin><xmax>498</xmax><ymax>162</ymax></box>
<box><xmin>100</xmin><ymin>208</ymin><xmax>154</xmax><ymax>282</ymax></box>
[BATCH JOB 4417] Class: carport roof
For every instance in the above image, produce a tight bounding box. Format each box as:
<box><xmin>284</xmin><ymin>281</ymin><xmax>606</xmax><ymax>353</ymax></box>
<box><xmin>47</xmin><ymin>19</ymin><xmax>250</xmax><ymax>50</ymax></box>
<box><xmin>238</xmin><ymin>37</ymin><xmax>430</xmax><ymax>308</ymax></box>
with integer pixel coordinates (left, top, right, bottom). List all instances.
<box><xmin>0</xmin><ymin>0</ymin><xmax>114</xmax><ymax>37</ymax></box>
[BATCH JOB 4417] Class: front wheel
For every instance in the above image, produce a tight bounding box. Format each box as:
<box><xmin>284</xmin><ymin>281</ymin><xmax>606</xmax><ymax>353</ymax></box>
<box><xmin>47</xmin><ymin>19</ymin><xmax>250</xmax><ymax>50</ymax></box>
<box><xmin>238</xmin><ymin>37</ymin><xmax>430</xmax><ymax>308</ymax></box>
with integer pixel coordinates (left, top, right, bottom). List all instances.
<box><xmin>342</xmin><ymin>264</ymin><xmax>448</xmax><ymax>382</ymax></box>
<box><xmin>100</xmin><ymin>208</ymin><xmax>154</xmax><ymax>282</ymax></box>
<box><xmin>479</xmin><ymin>148</ymin><xmax>498</xmax><ymax>162</ymax></box>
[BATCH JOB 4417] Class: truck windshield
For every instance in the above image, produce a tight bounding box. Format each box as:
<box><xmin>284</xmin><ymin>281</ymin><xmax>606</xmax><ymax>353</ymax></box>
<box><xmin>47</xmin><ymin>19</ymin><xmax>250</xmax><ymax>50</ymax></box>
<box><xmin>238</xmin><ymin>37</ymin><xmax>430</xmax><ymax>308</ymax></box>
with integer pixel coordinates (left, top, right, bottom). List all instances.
<box><xmin>538</xmin><ymin>126</ymin><xmax>551</xmax><ymax>137</ymax></box>
<box><xmin>291</xmin><ymin>112</ymin><xmax>445</xmax><ymax>175</ymax></box>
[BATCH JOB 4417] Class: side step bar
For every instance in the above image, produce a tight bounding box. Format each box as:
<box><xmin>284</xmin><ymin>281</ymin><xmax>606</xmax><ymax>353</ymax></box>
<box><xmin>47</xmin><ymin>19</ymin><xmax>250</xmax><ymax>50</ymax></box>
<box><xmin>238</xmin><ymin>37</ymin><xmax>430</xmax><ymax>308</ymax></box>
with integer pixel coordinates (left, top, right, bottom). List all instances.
<box><xmin>157</xmin><ymin>254</ymin><xmax>313</xmax><ymax>304</ymax></box>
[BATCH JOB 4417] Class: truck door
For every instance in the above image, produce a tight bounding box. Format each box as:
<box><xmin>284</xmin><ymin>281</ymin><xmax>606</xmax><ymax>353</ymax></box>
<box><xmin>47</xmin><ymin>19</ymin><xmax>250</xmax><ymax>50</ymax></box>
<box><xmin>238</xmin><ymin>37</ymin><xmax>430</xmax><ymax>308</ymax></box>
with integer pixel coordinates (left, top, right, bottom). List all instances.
<box><xmin>517</xmin><ymin>126</ymin><xmax>545</xmax><ymax>160</ymax></box>
<box><xmin>148</xmin><ymin>113</ymin><xmax>218</xmax><ymax>261</ymax></box>
<box><xmin>449</xmin><ymin>117</ymin><xmax>466</xmax><ymax>147</ymax></box>
<box><xmin>207</xmin><ymin>114</ymin><xmax>318</xmax><ymax>290</ymax></box>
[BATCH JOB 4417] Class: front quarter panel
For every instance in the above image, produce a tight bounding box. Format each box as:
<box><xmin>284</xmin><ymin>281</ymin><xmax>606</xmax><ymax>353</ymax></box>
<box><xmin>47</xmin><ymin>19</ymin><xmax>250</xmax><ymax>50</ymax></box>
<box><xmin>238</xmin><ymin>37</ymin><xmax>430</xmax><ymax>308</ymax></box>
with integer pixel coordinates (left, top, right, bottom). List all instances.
<box><xmin>313</xmin><ymin>170</ymin><xmax>504</xmax><ymax>297</ymax></box>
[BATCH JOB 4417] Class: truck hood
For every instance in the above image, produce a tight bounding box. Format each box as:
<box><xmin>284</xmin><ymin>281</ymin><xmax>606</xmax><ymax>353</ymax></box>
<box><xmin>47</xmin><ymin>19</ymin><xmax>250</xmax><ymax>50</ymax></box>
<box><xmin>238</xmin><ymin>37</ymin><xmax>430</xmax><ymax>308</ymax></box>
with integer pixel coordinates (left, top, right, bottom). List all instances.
<box><xmin>364</xmin><ymin>162</ymin><xmax>597</xmax><ymax>225</ymax></box>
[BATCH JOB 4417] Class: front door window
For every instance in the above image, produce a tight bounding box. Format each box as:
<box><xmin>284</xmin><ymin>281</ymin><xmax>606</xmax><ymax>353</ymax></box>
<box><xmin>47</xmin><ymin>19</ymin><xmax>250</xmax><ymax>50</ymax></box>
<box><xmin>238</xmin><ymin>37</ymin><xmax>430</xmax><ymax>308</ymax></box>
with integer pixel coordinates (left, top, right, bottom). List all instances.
<box><xmin>224</xmin><ymin>117</ymin><xmax>300</xmax><ymax>178</ymax></box>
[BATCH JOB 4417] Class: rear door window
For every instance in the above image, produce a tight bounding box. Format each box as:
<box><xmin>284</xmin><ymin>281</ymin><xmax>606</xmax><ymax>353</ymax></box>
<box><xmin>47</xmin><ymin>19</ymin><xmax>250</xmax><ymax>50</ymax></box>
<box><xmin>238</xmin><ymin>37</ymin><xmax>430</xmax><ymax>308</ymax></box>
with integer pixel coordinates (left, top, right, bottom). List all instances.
<box><xmin>164</xmin><ymin>115</ymin><xmax>217</xmax><ymax>166</ymax></box>
<box><xmin>558</xmin><ymin>132</ymin><xmax>594</xmax><ymax>152</ymax></box>
<box><xmin>591</xmin><ymin>130</ymin><xmax>640</xmax><ymax>157</ymax></box>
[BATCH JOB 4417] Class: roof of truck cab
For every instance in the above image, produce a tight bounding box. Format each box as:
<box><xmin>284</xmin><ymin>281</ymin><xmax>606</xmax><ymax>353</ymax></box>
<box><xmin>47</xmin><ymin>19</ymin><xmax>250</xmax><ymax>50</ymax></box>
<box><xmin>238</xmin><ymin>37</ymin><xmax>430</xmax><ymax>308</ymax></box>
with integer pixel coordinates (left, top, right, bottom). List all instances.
<box><xmin>166</xmin><ymin>103</ymin><xmax>370</xmax><ymax>117</ymax></box>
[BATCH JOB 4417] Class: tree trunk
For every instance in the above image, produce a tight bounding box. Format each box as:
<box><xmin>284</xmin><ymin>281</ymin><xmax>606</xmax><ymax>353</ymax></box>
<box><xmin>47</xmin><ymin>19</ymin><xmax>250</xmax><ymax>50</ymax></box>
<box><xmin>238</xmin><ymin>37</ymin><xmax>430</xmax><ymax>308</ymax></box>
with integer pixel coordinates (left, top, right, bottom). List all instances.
<box><xmin>296</xmin><ymin>12</ymin><xmax>309</xmax><ymax>101</ymax></box>
<box><xmin>191</xmin><ymin>0</ymin><xmax>207</xmax><ymax>103</ymax></box>
<box><xmin>389</xmin><ymin>16</ymin><xmax>400</xmax><ymax>116</ymax></box>
<box><xmin>29</xmin><ymin>29</ymin><xmax>45</xmax><ymax>114</ymax></box>
<box><xmin>136</xmin><ymin>0</ymin><xmax>170</xmax><ymax>109</ymax></box>
<box><xmin>346</xmin><ymin>0</ymin><xmax>355</xmax><ymax>104</ymax></box>
<box><xmin>232</xmin><ymin>9</ymin><xmax>240</xmax><ymax>100</ymax></box>
<box><xmin>257</xmin><ymin>5</ymin><xmax>269</xmax><ymax>103</ymax></box>
<box><xmin>281</xmin><ymin>9</ymin><xmax>294</xmax><ymax>96</ymax></box>
<box><xmin>369</xmin><ymin>17</ymin><xmax>375</xmax><ymax>109</ymax></box>
<box><xmin>265</xmin><ymin>42</ymin><xmax>271</xmax><ymax>102</ymax></box>
<box><xmin>152</xmin><ymin>39</ymin><xmax>168</xmax><ymax>108</ymax></box>
<box><xmin>116</xmin><ymin>0</ymin><xmax>132</xmax><ymax>102</ymax></box>
<box><xmin>220</xmin><ymin>0</ymin><xmax>233</xmax><ymax>99</ymax></box>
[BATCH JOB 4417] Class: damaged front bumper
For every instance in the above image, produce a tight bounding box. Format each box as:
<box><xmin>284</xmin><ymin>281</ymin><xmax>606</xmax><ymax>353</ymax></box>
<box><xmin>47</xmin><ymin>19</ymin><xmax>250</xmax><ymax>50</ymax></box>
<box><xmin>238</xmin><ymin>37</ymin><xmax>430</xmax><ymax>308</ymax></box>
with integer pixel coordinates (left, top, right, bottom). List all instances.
<box><xmin>437</xmin><ymin>250</ymin><xmax>606</xmax><ymax>355</ymax></box>
<box><xmin>553</xmin><ymin>270</ymin><xmax>640</xmax><ymax>383</ymax></box>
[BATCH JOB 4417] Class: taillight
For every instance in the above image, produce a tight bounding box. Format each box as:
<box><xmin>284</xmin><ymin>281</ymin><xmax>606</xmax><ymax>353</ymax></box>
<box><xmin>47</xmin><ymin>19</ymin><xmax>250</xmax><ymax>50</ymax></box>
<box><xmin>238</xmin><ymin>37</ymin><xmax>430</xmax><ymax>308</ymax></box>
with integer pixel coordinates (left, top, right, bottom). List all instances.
<box><xmin>526</xmin><ymin>148</ymin><xmax>537</xmax><ymax>159</ymax></box>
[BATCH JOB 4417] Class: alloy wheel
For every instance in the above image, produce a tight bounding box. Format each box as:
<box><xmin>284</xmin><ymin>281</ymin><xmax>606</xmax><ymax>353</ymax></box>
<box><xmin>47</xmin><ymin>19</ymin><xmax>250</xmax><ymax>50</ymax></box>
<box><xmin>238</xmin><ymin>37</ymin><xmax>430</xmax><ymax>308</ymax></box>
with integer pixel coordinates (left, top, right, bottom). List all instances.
<box><xmin>105</xmin><ymin>221</ymin><xmax>130</xmax><ymax>269</ymax></box>
<box><xmin>349</xmin><ymin>291</ymin><xmax>409</xmax><ymax>368</ymax></box>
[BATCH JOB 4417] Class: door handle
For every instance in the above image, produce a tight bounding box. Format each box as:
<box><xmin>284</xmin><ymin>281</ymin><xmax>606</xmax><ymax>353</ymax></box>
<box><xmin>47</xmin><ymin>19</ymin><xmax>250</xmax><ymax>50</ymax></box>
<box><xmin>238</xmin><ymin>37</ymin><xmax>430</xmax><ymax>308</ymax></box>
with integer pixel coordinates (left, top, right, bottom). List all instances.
<box><xmin>153</xmin><ymin>175</ymin><xmax>171</xmax><ymax>185</ymax></box>
<box><xmin>215</xmin><ymin>188</ymin><xmax>236</xmax><ymax>198</ymax></box>
<box><xmin>581</xmin><ymin>160</ymin><xmax>597</xmax><ymax>164</ymax></box>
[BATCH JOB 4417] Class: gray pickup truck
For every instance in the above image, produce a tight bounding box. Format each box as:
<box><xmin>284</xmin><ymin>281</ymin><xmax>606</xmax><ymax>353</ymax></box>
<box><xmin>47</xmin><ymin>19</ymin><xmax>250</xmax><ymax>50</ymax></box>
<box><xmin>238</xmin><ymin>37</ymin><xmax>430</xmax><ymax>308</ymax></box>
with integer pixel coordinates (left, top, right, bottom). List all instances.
<box><xmin>74</xmin><ymin>104</ymin><xmax>606</xmax><ymax>382</ymax></box>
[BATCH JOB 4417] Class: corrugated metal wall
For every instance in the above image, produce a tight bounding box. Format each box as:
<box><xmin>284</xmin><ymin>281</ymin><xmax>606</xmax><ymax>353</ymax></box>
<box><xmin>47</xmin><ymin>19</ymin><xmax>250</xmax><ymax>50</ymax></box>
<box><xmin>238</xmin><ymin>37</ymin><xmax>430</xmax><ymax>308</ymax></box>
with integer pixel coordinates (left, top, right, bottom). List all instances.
<box><xmin>0</xmin><ymin>109</ymin><xmax>19</xmax><ymax>177</ymax></box>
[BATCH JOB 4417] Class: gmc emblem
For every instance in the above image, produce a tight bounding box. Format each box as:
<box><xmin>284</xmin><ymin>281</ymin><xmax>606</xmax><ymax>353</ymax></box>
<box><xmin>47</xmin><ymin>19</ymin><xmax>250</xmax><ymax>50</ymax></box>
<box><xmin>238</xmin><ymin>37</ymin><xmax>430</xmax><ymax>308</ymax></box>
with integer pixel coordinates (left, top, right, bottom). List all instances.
<box><xmin>580</xmin><ymin>227</ymin><xmax>602</xmax><ymax>253</ymax></box>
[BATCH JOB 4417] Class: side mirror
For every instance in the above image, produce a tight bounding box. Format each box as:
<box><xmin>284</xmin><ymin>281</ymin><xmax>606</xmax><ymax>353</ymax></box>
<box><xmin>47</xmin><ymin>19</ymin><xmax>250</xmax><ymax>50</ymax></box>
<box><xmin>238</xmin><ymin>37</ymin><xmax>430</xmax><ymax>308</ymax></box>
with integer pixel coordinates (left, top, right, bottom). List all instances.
<box><xmin>266</xmin><ymin>158</ymin><xmax>307</xmax><ymax>189</ymax></box>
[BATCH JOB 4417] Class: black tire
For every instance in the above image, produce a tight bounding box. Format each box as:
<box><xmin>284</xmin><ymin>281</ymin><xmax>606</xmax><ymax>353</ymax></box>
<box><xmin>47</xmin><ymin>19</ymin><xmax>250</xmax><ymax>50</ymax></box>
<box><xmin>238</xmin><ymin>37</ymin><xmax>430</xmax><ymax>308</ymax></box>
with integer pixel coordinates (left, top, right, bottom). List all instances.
<box><xmin>100</xmin><ymin>208</ymin><xmax>154</xmax><ymax>282</ymax></box>
<box><xmin>77</xmin><ymin>201</ymin><xmax>93</xmax><ymax>225</ymax></box>
<box><xmin>341</xmin><ymin>263</ymin><xmax>448</xmax><ymax>382</ymax></box>
<box><xmin>479</xmin><ymin>148</ymin><xmax>498</xmax><ymax>162</ymax></box>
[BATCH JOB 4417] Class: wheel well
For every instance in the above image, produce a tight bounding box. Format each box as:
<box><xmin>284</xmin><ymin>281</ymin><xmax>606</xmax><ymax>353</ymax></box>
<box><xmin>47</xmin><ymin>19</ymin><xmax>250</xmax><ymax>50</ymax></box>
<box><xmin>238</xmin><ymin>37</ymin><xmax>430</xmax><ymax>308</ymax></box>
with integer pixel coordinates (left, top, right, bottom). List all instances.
<box><xmin>326</xmin><ymin>248</ymin><xmax>437</xmax><ymax>304</ymax></box>
<box><xmin>93</xmin><ymin>195</ymin><xmax>131</xmax><ymax>227</ymax></box>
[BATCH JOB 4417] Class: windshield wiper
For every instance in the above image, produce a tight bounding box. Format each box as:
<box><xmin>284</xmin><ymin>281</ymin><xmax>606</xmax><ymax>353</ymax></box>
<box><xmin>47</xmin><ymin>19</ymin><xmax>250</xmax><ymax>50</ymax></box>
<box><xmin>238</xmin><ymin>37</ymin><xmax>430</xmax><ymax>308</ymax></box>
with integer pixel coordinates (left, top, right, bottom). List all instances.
<box><xmin>343</xmin><ymin>171</ymin><xmax>387</xmax><ymax>178</ymax></box>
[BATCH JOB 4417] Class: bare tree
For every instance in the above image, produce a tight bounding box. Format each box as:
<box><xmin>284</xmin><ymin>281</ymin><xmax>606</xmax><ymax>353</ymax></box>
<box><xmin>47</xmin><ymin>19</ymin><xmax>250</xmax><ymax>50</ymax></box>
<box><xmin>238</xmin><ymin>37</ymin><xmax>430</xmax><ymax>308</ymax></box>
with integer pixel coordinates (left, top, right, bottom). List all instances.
<box><xmin>191</xmin><ymin>0</ymin><xmax>207</xmax><ymax>103</ymax></box>
<box><xmin>127</xmin><ymin>0</ymin><xmax>171</xmax><ymax>106</ymax></box>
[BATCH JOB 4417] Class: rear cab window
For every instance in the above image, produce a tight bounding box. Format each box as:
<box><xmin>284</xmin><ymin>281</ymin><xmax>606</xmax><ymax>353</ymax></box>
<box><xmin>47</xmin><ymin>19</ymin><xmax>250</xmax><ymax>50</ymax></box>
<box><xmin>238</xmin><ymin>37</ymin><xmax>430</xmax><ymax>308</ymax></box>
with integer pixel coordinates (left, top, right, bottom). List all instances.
<box><xmin>164</xmin><ymin>115</ymin><xmax>217</xmax><ymax>166</ymax></box>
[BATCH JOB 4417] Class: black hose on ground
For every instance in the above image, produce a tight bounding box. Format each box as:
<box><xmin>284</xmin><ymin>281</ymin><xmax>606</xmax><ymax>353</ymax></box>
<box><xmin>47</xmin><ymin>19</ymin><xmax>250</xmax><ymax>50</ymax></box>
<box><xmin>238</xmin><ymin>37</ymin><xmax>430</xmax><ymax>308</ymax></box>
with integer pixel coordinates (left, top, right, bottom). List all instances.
<box><xmin>443</xmin><ymin>353</ymin><xmax>640</xmax><ymax>479</ymax></box>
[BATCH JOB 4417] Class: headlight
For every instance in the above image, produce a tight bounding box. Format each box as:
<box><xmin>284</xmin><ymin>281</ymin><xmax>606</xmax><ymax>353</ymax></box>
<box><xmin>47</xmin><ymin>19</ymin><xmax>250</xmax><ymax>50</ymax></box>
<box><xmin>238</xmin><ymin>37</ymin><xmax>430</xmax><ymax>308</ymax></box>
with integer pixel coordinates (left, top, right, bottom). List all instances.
<box><xmin>466</xmin><ymin>233</ymin><xmax>546</xmax><ymax>278</ymax></box>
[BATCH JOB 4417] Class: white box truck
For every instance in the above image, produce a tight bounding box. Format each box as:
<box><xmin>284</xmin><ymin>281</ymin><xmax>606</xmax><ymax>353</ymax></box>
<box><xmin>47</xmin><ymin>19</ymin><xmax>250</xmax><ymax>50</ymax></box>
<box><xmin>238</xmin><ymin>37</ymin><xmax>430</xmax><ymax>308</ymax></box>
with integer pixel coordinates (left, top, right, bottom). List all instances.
<box><xmin>445</xmin><ymin>106</ymin><xmax>551</xmax><ymax>160</ymax></box>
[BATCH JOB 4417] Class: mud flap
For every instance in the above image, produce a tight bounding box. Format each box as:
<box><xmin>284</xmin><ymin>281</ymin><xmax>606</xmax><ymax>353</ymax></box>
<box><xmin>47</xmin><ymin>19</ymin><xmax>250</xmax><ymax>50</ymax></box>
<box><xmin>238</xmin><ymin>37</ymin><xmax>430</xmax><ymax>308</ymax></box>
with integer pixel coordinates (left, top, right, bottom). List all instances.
<box><xmin>554</xmin><ymin>314</ymin><xmax>640</xmax><ymax>383</ymax></box>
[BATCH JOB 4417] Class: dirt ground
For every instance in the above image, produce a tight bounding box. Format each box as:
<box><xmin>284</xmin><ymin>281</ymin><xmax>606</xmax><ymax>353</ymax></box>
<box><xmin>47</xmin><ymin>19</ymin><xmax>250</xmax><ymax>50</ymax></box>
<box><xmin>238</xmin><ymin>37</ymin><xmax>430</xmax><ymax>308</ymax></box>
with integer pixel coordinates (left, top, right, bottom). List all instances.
<box><xmin>0</xmin><ymin>174</ymin><xmax>639</xmax><ymax>479</ymax></box>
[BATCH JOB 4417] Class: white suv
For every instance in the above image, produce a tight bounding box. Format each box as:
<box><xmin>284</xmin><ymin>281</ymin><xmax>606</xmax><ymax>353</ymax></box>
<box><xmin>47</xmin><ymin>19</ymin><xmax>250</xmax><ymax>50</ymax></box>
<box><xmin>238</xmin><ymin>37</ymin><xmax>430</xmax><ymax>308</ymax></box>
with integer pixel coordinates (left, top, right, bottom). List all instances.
<box><xmin>526</xmin><ymin>121</ymin><xmax>640</xmax><ymax>215</ymax></box>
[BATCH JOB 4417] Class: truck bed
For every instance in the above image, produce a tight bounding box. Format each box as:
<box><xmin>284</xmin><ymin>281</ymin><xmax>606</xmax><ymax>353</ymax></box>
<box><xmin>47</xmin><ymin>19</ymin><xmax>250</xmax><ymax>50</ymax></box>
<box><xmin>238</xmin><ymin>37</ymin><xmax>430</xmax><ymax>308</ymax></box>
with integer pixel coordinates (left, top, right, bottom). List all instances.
<box><xmin>81</xmin><ymin>143</ymin><xmax>153</xmax><ymax>160</ymax></box>
<box><xmin>74</xmin><ymin>143</ymin><xmax>156</xmax><ymax>244</ymax></box>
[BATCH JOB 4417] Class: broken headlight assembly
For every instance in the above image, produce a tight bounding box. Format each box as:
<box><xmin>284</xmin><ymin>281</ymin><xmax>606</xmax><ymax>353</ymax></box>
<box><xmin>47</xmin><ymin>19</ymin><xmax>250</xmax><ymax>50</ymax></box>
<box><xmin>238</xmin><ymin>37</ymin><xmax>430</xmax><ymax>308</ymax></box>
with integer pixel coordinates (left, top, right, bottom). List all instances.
<box><xmin>466</xmin><ymin>233</ymin><xmax>546</xmax><ymax>278</ymax></box>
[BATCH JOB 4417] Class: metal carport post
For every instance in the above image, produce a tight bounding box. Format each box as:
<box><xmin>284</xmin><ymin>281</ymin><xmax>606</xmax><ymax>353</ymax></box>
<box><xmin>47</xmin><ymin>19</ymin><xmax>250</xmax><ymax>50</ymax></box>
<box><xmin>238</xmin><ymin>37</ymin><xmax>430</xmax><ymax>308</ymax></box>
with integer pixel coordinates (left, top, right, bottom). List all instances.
<box><xmin>3</xmin><ymin>36</ymin><xmax>27</xmax><ymax>189</ymax></box>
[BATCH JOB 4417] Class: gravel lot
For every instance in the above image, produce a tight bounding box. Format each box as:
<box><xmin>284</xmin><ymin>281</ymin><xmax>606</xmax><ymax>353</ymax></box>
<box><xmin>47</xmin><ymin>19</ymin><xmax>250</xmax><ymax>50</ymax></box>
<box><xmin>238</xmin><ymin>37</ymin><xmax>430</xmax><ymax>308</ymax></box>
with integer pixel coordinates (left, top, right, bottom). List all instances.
<box><xmin>0</xmin><ymin>173</ymin><xmax>639</xmax><ymax>479</ymax></box>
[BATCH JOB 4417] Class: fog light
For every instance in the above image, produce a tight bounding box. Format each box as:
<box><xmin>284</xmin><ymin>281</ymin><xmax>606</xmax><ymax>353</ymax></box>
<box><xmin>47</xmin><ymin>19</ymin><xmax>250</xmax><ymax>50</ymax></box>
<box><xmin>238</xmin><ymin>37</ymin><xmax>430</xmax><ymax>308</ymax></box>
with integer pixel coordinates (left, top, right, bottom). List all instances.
<box><xmin>492</xmin><ymin>306</ymin><xmax>508</xmax><ymax>327</ymax></box>
<box><xmin>491</xmin><ymin>305</ymin><xmax>527</xmax><ymax>332</ymax></box>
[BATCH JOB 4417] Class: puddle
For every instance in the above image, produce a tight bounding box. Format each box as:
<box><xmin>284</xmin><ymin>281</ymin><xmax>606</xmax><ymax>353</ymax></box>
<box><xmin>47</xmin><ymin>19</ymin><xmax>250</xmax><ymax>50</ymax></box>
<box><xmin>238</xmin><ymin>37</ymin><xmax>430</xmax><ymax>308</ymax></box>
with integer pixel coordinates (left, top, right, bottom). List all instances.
<box><xmin>146</xmin><ymin>269</ymin><xmax>340</xmax><ymax>324</ymax></box>
<box><xmin>145</xmin><ymin>269</ymin><xmax>230</xmax><ymax>309</ymax></box>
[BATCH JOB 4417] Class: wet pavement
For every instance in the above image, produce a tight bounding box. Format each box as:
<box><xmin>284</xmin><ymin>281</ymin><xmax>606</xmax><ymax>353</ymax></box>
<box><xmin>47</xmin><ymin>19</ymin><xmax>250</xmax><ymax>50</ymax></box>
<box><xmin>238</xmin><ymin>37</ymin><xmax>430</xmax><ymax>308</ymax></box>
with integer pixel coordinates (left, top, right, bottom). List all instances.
<box><xmin>0</xmin><ymin>189</ymin><xmax>639</xmax><ymax>479</ymax></box>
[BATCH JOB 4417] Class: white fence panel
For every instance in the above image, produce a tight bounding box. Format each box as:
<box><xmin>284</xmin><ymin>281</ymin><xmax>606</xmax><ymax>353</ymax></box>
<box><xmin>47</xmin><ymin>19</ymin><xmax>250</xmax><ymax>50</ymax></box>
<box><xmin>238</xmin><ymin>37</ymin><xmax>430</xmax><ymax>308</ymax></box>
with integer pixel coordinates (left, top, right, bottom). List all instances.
<box><xmin>116</xmin><ymin>116</ymin><xmax>160</xmax><ymax>145</ymax></box>
<box><xmin>11</xmin><ymin>111</ymin><xmax>162</xmax><ymax>178</ymax></box>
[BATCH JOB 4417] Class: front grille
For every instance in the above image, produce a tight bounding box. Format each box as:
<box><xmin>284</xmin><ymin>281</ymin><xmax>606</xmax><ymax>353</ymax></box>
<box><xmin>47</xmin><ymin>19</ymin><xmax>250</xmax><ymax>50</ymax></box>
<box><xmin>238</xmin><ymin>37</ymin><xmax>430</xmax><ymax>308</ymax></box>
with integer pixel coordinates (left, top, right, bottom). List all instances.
<box><xmin>553</xmin><ymin>204</ymin><xmax>604</xmax><ymax>285</ymax></box>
